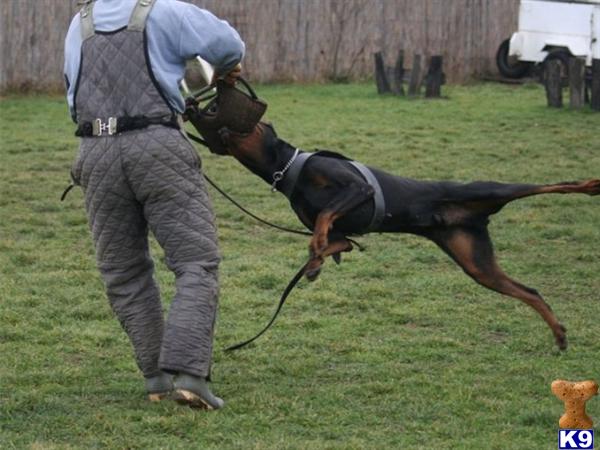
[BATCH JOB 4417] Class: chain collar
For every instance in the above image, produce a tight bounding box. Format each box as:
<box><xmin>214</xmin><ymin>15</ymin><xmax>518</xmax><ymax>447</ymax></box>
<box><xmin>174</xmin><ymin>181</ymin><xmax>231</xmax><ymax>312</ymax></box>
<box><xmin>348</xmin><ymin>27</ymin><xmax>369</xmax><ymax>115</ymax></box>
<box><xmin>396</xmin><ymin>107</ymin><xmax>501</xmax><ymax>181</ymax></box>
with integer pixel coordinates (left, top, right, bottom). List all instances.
<box><xmin>271</xmin><ymin>148</ymin><xmax>300</xmax><ymax>192</ymax></box>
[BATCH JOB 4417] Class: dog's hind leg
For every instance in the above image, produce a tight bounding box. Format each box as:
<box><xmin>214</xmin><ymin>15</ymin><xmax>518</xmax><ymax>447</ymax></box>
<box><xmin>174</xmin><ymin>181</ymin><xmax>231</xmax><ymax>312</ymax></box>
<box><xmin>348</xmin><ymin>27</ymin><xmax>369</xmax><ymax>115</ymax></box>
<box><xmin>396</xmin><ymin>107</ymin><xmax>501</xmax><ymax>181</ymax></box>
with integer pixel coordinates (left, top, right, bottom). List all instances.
<box><xmin>449</xmin><ymin>179</ymin><xmax>600</xmax><ymax>214</ymax></box>
<box><xmin>523</xmin><ymin>179</ymin><xmax>600</xmax><ymax>197</ymax></box>
<box><xmin>431</xmin><ymin>226</ymin><xmax>567</xmax><ymax>350</ymax></box>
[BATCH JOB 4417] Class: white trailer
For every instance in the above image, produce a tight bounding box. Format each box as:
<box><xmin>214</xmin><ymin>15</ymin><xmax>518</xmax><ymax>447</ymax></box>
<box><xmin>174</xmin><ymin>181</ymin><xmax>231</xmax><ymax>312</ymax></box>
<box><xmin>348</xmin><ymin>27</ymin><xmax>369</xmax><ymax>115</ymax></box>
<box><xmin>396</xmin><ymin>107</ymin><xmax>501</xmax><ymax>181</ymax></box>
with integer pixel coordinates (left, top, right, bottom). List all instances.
<box><xmin>497</xmin><ymin>0</ymin><xmax>600</xmax><ymax>78</ymax></box>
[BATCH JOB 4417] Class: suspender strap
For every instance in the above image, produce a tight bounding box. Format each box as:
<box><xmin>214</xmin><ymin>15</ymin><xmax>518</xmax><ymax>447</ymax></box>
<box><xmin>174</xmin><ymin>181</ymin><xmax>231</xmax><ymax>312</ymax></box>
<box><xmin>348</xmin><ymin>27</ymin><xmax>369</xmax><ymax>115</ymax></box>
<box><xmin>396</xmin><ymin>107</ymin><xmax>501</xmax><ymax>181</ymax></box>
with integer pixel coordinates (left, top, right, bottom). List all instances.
<box><xmin>349</xmin><ymin>161</ymin><xmax>386</xmax><ymax>233</ymax></box>
<box><xmin>79</xmin><ymin>0</ymin><xmax>96</xmax><ymax>41</ymax></box>
<box><xmin>128</xmin><ymin>0</ymin><xmax>157</xmax><ymax>32</ymax></box>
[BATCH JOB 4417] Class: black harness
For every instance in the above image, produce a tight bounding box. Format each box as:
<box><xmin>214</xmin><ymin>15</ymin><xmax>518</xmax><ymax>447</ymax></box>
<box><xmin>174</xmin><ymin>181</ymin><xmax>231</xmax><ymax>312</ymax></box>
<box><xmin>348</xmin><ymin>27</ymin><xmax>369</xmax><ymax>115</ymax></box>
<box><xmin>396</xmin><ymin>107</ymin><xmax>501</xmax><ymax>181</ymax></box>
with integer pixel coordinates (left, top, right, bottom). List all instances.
<box><xmin>275</xmin><ymin>150</ymin><xmax>386</xmax><ymax>233</ymax></box>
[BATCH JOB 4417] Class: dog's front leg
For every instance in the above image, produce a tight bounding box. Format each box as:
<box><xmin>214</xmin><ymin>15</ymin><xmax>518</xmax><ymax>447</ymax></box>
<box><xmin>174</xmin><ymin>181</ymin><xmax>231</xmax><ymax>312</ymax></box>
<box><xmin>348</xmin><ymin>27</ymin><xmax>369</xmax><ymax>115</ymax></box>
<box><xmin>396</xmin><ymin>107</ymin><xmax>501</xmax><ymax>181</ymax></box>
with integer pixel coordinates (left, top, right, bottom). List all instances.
<box><xmin>305</xmin><ymin>239</ymin><xmax>354</xmax><ymax>281</ymax></box>
<box><xmin>307</xmin><ymin>182</ymin><xmax>374</xmax><ymax>280</ymax></box>
<box><xmin>311</xmin><ymin>182</ymin><xmax>374</xmax><ymax>256</ymax></box>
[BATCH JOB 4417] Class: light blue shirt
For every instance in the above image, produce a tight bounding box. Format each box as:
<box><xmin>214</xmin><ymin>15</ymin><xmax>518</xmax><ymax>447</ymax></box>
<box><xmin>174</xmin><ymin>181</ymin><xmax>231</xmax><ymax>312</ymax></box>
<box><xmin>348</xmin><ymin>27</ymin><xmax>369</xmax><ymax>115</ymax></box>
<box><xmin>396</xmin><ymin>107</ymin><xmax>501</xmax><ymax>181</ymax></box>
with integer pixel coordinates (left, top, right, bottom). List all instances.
<box><xmin>64</xmin><ymin>0</ymin><xmax>245</xmax><ymax>118</ymax></box>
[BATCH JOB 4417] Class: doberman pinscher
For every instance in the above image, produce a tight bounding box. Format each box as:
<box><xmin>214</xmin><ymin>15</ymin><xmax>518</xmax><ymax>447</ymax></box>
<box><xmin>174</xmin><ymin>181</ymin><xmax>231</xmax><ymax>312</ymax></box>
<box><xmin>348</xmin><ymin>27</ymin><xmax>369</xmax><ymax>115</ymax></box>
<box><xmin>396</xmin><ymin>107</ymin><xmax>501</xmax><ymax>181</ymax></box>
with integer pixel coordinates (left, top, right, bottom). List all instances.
<box><xmin>217</xmin><ymin>122</ymin><xmax>599</xmax><ymax>350</ymax></box>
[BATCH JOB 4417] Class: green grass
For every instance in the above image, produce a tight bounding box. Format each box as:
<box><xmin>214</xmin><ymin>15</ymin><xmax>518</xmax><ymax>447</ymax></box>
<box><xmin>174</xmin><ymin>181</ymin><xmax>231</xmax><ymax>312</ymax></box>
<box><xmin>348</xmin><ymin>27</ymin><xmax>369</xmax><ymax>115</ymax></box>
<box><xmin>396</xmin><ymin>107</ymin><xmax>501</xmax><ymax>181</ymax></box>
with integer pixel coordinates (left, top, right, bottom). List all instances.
<box><xmin>1</xmin><ymin>83</ymin><xmax>599</xmax><ymax>449</ymax></box>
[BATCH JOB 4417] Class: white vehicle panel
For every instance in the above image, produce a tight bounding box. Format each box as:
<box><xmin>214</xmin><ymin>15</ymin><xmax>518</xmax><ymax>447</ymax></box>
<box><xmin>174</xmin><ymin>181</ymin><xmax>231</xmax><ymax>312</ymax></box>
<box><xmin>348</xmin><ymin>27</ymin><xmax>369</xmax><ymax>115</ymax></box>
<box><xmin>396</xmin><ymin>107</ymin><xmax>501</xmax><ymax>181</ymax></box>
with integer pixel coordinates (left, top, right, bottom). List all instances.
<box><xmin>510</xmin><ymin>32</ymin><xmax>591</xmax><ymax>61</ymax></box>
<box><xmin>508</xmin><ymin>0</ymin><xmax>600</xmax><ymax>66</ymax></box>
<box><xmin>519</xmin><ymin>1</ymin><xmax>593</xmax><ymax>36</ymax></box>
<box><xmin>535</xmin><ymin>0</ymin><xmax>600</xmax><ymax>4</ymax></box>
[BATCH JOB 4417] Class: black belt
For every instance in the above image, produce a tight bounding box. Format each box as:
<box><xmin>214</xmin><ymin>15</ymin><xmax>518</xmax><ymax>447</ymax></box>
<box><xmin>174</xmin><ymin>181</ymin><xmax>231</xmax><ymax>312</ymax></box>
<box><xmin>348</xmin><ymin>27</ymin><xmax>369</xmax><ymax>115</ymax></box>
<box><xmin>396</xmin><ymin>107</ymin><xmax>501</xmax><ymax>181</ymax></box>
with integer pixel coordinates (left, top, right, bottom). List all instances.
<box><xmin>75</xmin><ymin>115</ymin><xmax>179</xmax><ymax>137</ymax></box>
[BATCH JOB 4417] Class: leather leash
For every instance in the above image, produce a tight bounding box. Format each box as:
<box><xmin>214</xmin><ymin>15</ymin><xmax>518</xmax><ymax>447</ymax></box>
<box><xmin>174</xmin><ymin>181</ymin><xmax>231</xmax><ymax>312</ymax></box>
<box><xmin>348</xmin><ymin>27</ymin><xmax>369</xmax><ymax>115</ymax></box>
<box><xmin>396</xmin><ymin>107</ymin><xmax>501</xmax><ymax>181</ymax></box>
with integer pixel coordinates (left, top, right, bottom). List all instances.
<box><xmin>202</xmin><ymin>172</ymin><xmax>313</xmax><ymax>238</ymax></box>
<box><xmin>224</xmin><ymin>260</ymin><xmax>310</xmax><ymax>351</ymax></box>
<box><xmin>198</xmin><ymin>148</ymin><xmax>363</xmax><ymax>351</ymax></box>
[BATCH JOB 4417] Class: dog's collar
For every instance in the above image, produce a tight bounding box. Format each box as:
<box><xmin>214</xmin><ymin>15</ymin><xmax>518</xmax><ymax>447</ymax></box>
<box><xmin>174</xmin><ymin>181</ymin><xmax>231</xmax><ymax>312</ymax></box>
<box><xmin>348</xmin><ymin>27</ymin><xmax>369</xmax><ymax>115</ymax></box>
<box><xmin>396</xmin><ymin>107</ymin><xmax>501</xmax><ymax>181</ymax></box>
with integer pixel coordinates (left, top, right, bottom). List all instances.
<box><xmin>272</xmin><ymin>148</ymin><xmax>305</xmax><ymax>193</ymax></box>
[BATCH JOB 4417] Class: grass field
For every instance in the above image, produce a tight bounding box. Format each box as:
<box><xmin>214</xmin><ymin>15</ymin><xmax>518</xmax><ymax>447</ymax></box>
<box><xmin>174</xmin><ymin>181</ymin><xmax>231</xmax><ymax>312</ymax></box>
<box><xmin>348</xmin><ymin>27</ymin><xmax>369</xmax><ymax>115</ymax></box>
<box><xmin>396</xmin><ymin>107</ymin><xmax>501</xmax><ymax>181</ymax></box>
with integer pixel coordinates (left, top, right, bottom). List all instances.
<box><xmin>1</xmin><ymin>82</ymin><xmax>599</xmax><ymax>449</ymax></box>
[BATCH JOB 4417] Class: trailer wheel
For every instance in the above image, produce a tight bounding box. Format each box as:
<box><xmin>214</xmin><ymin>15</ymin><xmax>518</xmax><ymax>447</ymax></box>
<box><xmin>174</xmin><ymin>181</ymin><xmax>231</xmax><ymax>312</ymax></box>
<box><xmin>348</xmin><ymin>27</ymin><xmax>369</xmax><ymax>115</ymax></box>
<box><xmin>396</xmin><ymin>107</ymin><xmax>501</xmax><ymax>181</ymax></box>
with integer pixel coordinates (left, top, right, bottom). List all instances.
<box><xmin>542</xmin><ymin>49</ymin><xmax>571</xmax><ymax>87</ymax></box>
<box><xmin>496</xmin><ymin>39</ymin><xmax>531</xmax><ymax>78</ymax></box>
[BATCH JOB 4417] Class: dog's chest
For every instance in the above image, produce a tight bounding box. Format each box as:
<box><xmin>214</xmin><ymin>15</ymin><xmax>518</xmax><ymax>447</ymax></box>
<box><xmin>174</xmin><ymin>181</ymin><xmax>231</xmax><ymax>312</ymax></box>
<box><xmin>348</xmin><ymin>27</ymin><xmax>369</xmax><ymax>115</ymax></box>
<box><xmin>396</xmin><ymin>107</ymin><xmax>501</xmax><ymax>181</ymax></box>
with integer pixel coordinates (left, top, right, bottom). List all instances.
<box><xmin>290</xmin><ymin>189</ymin><xmax>375</xmax><ymax>234</ymax></box>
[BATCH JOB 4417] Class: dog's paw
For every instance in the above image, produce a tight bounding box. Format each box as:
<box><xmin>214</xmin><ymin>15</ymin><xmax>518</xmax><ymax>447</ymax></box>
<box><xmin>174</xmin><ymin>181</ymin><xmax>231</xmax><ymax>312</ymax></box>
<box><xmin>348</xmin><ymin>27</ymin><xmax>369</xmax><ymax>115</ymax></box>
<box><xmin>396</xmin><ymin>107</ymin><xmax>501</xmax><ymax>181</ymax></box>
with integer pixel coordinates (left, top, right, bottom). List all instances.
<box><xmin>305</xmin><ymin>267</ymin><xmax>321</xmax><ymax>281</ymax></box>
<box><xmin>556</xmin><ymin>324</ymin><xmax>568</xmax><ymax>351</ymax></box>
<box><xmin>305</xmin><ymin>257</ymin><xmax>323</xmax><ymax>282</ymax></box>
<box><xmin>582</xmin><ymin>179</ymin><xmax>600</xmax><ymax>196</ymax></box>
<box><xmin>332</xmin><ymin>252</ymin><xmax>342</xmax><ymax>264</ymax></box>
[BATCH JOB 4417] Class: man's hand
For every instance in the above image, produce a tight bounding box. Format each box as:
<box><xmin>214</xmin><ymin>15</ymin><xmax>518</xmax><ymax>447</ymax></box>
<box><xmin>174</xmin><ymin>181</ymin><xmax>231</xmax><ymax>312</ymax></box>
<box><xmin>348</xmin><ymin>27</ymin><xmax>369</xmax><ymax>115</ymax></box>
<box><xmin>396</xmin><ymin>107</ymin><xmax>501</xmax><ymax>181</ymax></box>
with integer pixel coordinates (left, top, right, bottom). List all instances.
<box><xmin>221</xmin><ymin>63</ymin><xmax>242</xmax><ymax>85</ymax></box>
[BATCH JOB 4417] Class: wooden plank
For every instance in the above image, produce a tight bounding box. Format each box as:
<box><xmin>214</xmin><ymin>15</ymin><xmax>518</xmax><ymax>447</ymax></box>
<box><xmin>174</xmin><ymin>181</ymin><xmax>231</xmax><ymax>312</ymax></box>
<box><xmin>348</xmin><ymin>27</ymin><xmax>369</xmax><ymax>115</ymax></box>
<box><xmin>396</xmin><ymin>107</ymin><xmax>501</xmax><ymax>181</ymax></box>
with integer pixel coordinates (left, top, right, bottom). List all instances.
<box><xmin>374</xmin><ymin>51</ymin><xmax>391</xmax><ymax>94</ymax></box>
<box><xmin>425</xmin><ymin>55</ymin><xmax>443</xmax><ymax>98</ymax></box>
<box><xmin>592</xmin><ymin>59</ymin><xmax>600</xmax><ymax>112</ymax></box>
<box><xmin>408</xmin><ymin>53</ymin><xmax>422</xmax><ymax>97</ymax></box>
<box><xmin>568</xmin><ymin>57</ymin><xmax>586</xmax><ymax>109</ymax></box>
<box><xmin>545</xmin><ymin>60</ymin><xmax>563</xmax><ymax>108</ymax></box>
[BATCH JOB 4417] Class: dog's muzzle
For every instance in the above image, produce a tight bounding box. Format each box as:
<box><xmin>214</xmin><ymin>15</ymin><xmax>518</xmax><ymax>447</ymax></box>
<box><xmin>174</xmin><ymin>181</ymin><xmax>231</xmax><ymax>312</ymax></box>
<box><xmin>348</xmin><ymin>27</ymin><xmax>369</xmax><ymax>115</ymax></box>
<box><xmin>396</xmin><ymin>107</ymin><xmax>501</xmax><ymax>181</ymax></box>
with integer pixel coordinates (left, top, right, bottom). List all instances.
<box><xmin>185</xmin><ymin>78</ymin><xmax>267</xmax><ymax>155</ymax></box>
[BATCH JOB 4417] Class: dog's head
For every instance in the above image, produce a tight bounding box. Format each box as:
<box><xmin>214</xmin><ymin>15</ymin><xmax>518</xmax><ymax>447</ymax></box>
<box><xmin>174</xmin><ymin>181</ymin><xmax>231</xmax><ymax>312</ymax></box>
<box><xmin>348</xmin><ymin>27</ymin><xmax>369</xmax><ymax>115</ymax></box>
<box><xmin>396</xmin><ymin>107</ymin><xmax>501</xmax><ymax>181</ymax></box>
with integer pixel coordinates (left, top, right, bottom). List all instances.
<box><xmin>186</xmin><ymin>79</ymin><xmax>267</xmax><ymax>155</ymax></box>
<box><xmin>218</xmin><ymin>121</ymin><xmax>279</xmax><ymax>159</ymax></box>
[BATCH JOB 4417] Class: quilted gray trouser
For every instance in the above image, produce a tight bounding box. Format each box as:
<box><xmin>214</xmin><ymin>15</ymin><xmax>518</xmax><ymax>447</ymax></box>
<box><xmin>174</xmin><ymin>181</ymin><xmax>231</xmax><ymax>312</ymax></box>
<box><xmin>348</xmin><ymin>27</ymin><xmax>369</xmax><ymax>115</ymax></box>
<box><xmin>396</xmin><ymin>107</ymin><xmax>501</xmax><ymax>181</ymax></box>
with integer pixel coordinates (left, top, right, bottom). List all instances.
<box><xmin>72</xmin><ymin>125</ymin><xmax>220</xmax><ymax>378</ymax></box>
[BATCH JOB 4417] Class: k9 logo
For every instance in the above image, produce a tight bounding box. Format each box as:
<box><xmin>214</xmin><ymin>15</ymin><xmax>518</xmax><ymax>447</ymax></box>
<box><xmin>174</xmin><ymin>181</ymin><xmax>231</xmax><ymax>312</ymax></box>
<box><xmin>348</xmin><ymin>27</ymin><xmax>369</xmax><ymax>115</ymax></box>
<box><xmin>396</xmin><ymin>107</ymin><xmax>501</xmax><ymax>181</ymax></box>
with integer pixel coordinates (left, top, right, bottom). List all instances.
<box><xmin>558</xmin><ymin>430</ymin><xmax>594</xmax><ymax>449</ymax></box>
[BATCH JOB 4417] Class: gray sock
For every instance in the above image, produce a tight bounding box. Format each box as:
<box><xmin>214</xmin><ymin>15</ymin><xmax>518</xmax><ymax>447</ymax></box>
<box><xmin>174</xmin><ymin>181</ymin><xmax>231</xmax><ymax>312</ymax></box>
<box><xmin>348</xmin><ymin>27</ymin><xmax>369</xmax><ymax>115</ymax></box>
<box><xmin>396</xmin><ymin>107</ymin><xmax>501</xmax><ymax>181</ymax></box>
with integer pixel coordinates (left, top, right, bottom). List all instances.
<box><xmin>174</xmin><ymin>373</ymin><xmax>225</xmax><ymax>409</ymax></box>
<box><xmin>145</xmin><ymin>371</ymin><xmax>174</xmax><ymax>394</ymax></box>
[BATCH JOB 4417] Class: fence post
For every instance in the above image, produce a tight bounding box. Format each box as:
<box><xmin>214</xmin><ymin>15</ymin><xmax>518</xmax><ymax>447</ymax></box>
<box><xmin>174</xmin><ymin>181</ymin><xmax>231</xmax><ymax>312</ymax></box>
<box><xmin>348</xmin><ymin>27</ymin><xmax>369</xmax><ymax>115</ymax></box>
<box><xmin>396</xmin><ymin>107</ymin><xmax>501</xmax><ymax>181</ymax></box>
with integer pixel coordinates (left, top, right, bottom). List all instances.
<box><xmin>408</xmin><ymin>53</ymin><xmax>422</xmax><ymax>96</ymax></box>
<box><xmin>392</xmin><ymin>49</ymin><xmax>405</xmax><ymax>96</ymax></box>
<box><xmin>425</xmin><ymin>55</ymin><xmax>443</xmax><ymax>98</ymax></box>
<box><xmin>568</xmin><ymin>57</ymin><xmax>586</xmax><ymax>109</ymax></box>
<box><xmin>374</xmin><ymin>52</ymin><xmax>391</xmax><ymax>94</ymax></box>
<box><xmin>545</xmin><ymin>60</ymin><xmax>563</xmax><ymax>108</ymax></box>
<box><xmin>592</xmin><ymin>59</ymin><xmax>600</xmax><ymax>111</ymax></box>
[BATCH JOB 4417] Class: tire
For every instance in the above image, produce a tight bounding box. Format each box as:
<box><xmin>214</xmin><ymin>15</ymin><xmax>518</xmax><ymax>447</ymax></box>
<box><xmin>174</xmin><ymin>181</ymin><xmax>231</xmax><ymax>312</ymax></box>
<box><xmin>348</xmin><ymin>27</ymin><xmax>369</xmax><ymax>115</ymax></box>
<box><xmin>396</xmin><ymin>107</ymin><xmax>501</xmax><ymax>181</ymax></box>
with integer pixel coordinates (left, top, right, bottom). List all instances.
<box><xmin>496</xmin><ymin>39</ymin><xmax>531</xmax><ymax>78</ymax></box>
<box><xmin>542</xmin><ymin>49</ymin><xmax>571</xmax><ymax>87</ymax></box>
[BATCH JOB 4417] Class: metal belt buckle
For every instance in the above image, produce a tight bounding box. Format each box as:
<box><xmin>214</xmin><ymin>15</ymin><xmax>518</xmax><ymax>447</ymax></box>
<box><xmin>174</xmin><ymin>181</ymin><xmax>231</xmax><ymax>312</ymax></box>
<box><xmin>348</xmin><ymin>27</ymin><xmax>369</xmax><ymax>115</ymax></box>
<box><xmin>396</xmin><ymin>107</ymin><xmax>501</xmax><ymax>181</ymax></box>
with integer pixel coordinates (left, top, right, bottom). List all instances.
<box><xmin>93</xmin><ymin>117</ymin><xmax>117</xmax><ymax>136</ymax></box>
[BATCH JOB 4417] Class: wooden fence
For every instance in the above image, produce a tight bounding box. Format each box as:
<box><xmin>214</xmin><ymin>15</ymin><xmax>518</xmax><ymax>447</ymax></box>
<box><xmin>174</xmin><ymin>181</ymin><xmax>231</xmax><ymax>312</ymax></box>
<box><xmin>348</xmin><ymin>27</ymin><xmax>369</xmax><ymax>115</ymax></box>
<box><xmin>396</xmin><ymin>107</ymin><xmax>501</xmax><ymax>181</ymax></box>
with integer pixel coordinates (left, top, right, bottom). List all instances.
<box><xmin>0</xmin><ymin>0</ymin><xmax>519</xmax><ymax>92</ymax></box>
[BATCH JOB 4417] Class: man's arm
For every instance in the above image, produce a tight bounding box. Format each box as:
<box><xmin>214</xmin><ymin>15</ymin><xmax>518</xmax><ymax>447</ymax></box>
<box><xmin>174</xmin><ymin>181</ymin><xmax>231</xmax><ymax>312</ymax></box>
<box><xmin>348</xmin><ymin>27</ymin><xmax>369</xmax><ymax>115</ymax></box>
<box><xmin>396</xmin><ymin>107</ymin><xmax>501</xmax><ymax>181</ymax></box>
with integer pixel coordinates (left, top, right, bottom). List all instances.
<box><xmin>63</xmin><ymin>14</ymin><xmax>81</xmax><ymax>122</ymax></box>
<box><xmin>177</xmin><ymin>5</ymin><xmax>245</xmax><ymax>77</ymax></box>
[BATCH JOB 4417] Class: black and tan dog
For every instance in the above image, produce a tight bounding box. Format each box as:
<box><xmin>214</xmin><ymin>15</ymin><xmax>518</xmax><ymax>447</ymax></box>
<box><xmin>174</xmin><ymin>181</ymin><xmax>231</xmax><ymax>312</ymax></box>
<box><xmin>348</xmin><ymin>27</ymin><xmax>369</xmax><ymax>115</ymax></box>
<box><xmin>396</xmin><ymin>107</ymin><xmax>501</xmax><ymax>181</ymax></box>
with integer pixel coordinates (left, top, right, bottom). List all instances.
<box><xmin>216</xmin><ymin>122</ymin><xmax>599</xmax><ymax>350</ymax></box>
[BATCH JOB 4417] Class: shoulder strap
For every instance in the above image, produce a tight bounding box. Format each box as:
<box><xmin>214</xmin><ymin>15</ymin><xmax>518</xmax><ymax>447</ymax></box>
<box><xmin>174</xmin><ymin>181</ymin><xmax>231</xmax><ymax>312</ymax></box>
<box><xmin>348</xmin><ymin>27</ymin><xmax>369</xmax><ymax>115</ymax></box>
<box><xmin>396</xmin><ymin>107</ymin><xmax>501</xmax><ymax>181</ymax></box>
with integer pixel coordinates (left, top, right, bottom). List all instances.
<box><xmin>349</xmin><ymin>161</ymin><xmax>386</xmax><ymax>233</ymax></box>
<box><xmin>128</xmin><ymin>0</ymin><xmax>157</xmax><ymax>32</ymax></box>
<box><xmin>79</xmin><ymin>0</ymin><xmax>96</xmax><ymax>41</ymax></box>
